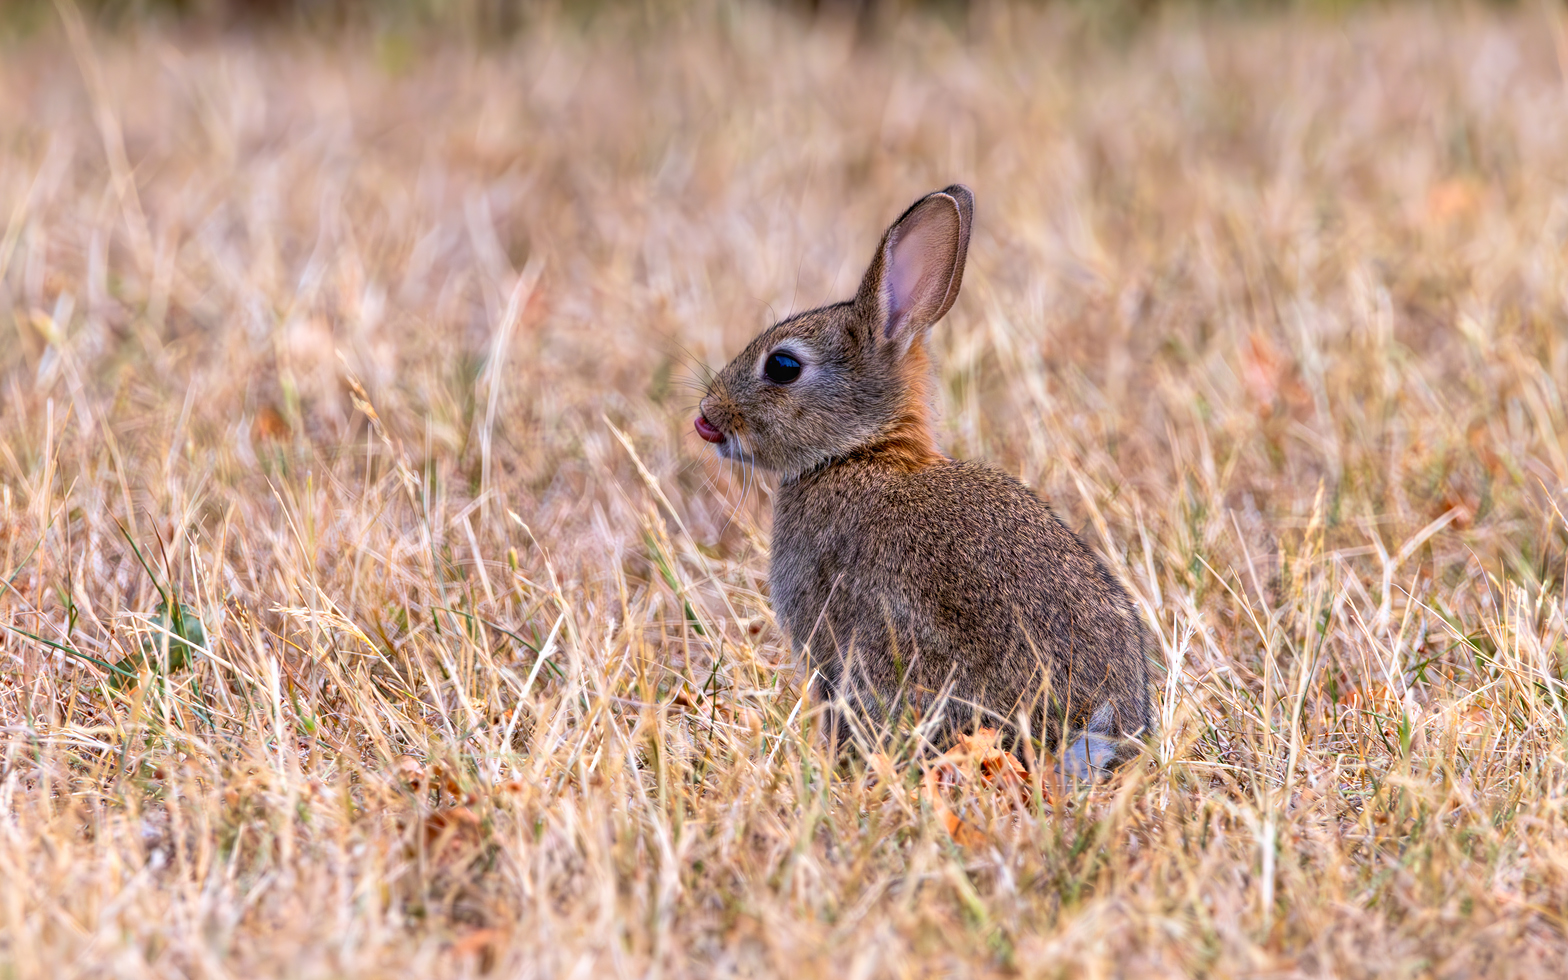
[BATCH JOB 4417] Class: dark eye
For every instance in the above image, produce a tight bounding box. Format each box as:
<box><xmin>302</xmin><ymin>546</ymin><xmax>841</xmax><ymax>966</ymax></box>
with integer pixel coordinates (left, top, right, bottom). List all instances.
<box><xmin>764</xmin><ymin>351</ymin><xmax>802</xmax><ymax>384</ymax></box>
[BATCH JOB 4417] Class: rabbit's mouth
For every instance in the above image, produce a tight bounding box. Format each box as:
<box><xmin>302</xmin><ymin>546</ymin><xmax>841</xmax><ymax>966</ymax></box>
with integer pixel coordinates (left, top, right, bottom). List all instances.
<box><xmin>696</xmin><ymin>413</ymin><xmax>751</xmax><ymax>462</ymax></box>
<box><xmin>696</xmin><ymin>416</ymin><xmax>757</xmax><ymax>466</ymax></box>
<box><xmin>694</xmin><ymin>415</ymin><xmax>725</xmax><ymax>444</ymax></box>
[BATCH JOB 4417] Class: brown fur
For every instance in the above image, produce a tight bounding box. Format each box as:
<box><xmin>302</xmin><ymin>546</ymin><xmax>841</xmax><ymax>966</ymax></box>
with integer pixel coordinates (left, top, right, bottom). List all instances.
<box><xmin>698</xmin><ymin>186</ymin><xmax>1151</xmax><ymax>766</ymax></box>
<box><xmin>876</xmin><ymin>340</ymin><xmax>944</xmax><ymax>471</ymax></box>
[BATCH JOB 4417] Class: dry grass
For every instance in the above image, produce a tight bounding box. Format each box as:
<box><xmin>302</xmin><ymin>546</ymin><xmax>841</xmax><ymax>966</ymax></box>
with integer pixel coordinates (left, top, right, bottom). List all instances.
<box><xmin>3</xmin><ymin>1</ymin><xmax>1568</xmax><ymax>976</ymax></box>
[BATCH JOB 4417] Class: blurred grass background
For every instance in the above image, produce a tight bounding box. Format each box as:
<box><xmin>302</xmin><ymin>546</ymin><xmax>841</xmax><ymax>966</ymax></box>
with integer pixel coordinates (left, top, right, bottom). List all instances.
<box><xmin>0</xmin><ymin>0</ymin><xmax>1462</xmax><ymax>38</ymax></box>
<box><xmin>2</xmin><ymin>0</ymin><xmax>1567</xmax><ymax>976</ymax></box>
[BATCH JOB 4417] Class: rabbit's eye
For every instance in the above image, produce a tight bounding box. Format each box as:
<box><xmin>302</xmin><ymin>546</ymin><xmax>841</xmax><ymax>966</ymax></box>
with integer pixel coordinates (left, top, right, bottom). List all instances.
<box><xmin>764</xmin><ymin>351</ymin><xmax>802</xmax><ymax>384</ymax></box>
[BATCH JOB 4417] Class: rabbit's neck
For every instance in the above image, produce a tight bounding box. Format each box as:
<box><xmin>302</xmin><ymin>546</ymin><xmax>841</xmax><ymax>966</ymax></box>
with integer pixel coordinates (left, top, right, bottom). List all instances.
<box><xmin>862</xmin><ymin>424</ymin><xmax>944</xmax><ymax>473</ymax></box>
<box><xmin>787</xmin><ymin>416</ymin><xmax>943</xmax><ymax>484</ymax></box>
<box><xmin>868</xmin><ymin>340</ymin><xmax>945</xmax><ymax>471</ymax></box>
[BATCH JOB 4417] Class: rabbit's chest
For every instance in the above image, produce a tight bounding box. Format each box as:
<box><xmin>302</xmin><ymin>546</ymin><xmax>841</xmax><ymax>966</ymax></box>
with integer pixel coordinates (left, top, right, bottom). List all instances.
<box><xmin>766</xmin><ymin>506</ymin><xmax>845</xmax><ymax>638</ymax></box>
<box><xmin>768</xmin><ymin>476</ymin><xmax>917</xmax><ymax>636</ymax></box>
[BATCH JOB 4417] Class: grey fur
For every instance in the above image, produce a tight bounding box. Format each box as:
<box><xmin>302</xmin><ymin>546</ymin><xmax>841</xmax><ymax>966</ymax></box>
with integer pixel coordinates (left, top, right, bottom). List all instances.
<box><xmin>698</xmin><ymin>186</ymin><xmax>1151</xmax><ymax>774</ymax></box>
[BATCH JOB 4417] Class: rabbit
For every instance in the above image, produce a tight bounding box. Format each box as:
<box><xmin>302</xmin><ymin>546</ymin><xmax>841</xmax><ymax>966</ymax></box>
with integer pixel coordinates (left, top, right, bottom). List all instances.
<box><xmin>694</xmin><ymin>185</ymin><xmax>1151</xmax><ymax>777</ymax></box>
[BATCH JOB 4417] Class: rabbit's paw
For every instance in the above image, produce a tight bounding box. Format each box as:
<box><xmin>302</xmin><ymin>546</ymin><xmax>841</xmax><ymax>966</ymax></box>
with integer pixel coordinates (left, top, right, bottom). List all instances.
<box><xmin>1059</xmin><ymin>732</ymin><xmax>1119</xmax><ymax>782</ymax></box>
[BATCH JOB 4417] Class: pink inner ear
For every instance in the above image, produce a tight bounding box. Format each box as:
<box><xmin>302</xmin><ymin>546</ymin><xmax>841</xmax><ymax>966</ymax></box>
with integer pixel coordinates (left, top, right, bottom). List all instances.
<box><xmin>884</xmin><ymin>204</ymin><xmax>957</xmax><ymax>339</ymax></box>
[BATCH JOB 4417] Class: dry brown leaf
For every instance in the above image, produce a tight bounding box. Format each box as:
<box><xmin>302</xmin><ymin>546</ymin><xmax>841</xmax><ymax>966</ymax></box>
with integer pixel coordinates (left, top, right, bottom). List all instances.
<box><xmin>1427</xmin><ymin>178</ymin><xmax>1482</xmax><ymax>223</ymax></box>
<box><xmin>423</xmin><ymin>805</ymin><xmax>482</xmax><ymax>848</ymax></box>
<box><xmin>920</xmin><ymin>728</ymin><xmax>1033</xmax><ymax>847</ymax></box>
<box><xmin>1241</xmin><ymin>332</ymin><xmax>1313</xmax><ymax>420</ymax></box>
<box><xmin>453</xmin><ymin>927</ymin><xmax>503</xmax><ymax>955</ymax></box>
<box><xmin>393</xmin><ymin>755</ymin><xmax>427</xmax><ymax>792</ymax></box>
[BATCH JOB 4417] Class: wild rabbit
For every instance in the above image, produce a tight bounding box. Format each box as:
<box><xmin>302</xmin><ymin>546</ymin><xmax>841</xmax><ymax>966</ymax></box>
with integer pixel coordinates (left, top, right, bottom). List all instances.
<box><xmin>695</xmin><ymin>186</ymin><xmax>1150</xmax><ymax>776</ymax></box>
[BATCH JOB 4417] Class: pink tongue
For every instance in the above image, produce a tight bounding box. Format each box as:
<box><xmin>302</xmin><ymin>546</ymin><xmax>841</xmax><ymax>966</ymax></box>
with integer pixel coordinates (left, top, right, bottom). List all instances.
<box><xmin>694</xmin><ymin>416</ymin><xmax>724</xmax><ymax>443</ymax></box>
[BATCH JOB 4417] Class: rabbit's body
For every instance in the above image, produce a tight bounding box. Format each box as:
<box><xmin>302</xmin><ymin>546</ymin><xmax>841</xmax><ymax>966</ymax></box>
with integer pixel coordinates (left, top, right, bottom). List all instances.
<box><xmin>773</xmin><ymin>450</ymin><xmax>1149</xmax><ymax>761</ymax></box>
<box><xmin>697</xmin><ymin>186</ymin><xmax>1151</xmax><ymax>772</ymax></box>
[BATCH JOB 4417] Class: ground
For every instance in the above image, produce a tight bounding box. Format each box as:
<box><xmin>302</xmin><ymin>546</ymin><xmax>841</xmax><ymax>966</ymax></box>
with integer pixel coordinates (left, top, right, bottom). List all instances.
<box><xmin>2</xmin><ymin>2</ymin><xmax>1567</xmax><ymax>976</ymax></box>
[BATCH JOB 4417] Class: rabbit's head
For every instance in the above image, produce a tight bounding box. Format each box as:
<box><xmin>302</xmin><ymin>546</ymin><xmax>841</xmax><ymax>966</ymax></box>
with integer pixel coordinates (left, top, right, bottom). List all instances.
<box><xmin>696</xmin><ymin>185</ymin><xmax>973</xmax><ymax>478</ymax></box>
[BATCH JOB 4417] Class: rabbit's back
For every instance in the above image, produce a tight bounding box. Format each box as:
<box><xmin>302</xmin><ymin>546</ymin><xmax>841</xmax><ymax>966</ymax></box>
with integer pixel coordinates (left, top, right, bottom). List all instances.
<box><xmin>771</xmin><ymin>454</ymin><xmax>1150</xmax><ymax>749</ymax></box>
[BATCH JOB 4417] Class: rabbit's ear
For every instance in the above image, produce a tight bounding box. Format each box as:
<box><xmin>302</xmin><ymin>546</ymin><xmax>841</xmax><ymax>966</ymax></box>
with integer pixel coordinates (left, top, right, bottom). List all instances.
<box><xmin>856</xmin><ymin>185</ymin><xmax>973</xmax><ymax>348</ymax></box>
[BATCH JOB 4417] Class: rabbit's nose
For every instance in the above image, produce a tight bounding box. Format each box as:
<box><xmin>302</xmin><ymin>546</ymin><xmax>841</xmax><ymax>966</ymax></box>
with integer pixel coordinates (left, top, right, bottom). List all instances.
<box><xmin>695</xmin><ymin>415</ymin><xmax>725</xmax><ymax>443</ymax></box>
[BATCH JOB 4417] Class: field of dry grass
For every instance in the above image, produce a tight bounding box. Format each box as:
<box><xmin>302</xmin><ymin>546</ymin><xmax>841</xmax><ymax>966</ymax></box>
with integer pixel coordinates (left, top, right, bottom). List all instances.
<box><xmin>3</xmin><ymin>1</ymin><xmax>1568</xmax><ymax>976</ymax></box>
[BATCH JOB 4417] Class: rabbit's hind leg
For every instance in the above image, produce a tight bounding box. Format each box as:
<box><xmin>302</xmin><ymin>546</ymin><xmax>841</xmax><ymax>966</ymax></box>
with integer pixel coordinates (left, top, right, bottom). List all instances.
<box><xmin>1059</xmin><ymin>702</ymin><xmax>1121</xmax><ymax>781</ymax></box>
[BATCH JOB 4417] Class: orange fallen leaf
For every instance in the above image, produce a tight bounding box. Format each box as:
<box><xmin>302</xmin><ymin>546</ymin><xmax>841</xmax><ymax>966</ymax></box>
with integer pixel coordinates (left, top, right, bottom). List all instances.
<box><xmin>423</xmin><ymin>805</ymin><xmax>482</xmax><ymax>848</ymax></box>
<box><xmin>394</xmin><ymin>755</ymin><xmax>427</xmax><ymax>791</ymax></box>
<box><xmin>920</xmin><ymin>728</ymin><xmax>1032</xmax><ymax>847</ymax></box>
<box><xmin>951</xmin><ymin>728</ymin><xmax>1028</xmax><ymax>784</ymax></box>
<box><xmin>1455</xmin><ymin>705</ymin><xmax>1491</xmax><ymax>738</ymax></box>
<box><xmin>253</xmin><ymin>404</ymin><xmax>291</xmax><ymax>442</ymax></box>
<box><xmin>1241</xmin><ymin>332</ymin><xmax>1313</xmax><ymax>420</ymax></box>
<box><xmin>452</xmin><ymin>927</ymin><xmax>504</xmax><ymax>972</ymax></box>
<box><xmin>1338</xmin><ymin>682</ymin><xmax>1394</xmax><ymax>711</ymax></box>
<box><xmin>1427</xmin><ymin>178</ymin><xmax>1481</xmax><ymax>224</ymax></box>
<box><xmin>435</xmin><ymin>765</ymin><xmax>474</xmax><ymax>804</ymax></box>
